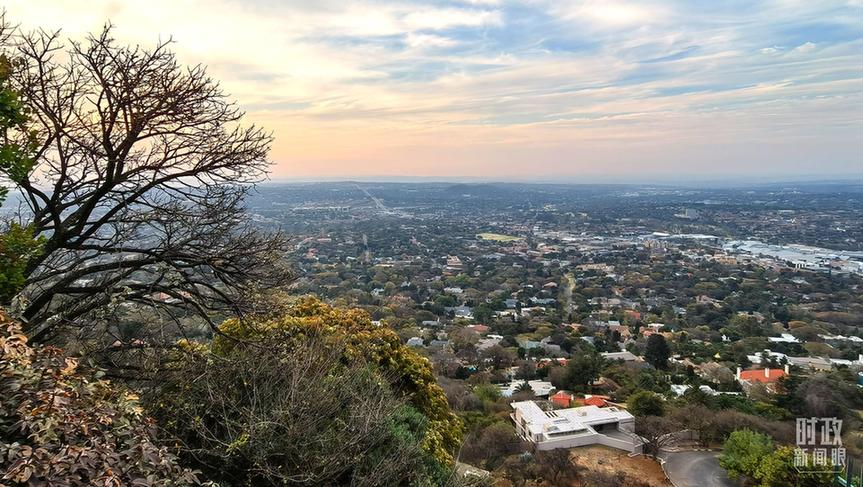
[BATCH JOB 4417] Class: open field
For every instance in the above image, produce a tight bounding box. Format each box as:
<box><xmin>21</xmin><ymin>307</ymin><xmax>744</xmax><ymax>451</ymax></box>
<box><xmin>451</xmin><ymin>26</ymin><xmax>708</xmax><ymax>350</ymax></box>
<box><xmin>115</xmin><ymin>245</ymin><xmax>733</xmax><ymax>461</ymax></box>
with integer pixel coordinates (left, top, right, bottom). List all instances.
<box><xmin>477</xmin><ymin>233</ymin><xmax>524</xmax><ymax>242</ymax></box>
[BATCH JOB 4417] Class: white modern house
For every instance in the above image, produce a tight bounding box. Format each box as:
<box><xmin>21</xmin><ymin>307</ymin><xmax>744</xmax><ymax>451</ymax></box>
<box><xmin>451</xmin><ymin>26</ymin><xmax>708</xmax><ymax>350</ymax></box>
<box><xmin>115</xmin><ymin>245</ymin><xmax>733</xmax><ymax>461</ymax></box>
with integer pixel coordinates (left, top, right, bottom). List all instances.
<box><xmin>499</xmin><ymin>380</ymin><xmax>554</xmax><ymax>397</ymax></box>
<box><xmin>767</xmin><ymin>333</ymin><xmax>800</xmax><ymax>343</ymax></box>
<box><xmin>511</xmin><ymin>401</ymin><xmax>641</xmax><ymax>453</ymax></box>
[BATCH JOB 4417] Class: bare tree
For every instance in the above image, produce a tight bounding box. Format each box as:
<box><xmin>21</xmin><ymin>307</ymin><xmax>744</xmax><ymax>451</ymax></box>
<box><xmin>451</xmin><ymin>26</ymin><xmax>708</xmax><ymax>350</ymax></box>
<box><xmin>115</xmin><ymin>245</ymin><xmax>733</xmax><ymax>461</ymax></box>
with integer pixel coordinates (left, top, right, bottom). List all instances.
<box><xmin>1</xmin><ymin>25</ymin><xmax>289</xmax><ymax>342</ymax></box>
<box><xmin>535</xmin><ymin>448</ymin><xmax>583</xmax><ymax>484</ymax></box>
<box><xmin>635</xmin><ymin>415</ymin><xmax>679</xmax><ymax>458</ymax></box>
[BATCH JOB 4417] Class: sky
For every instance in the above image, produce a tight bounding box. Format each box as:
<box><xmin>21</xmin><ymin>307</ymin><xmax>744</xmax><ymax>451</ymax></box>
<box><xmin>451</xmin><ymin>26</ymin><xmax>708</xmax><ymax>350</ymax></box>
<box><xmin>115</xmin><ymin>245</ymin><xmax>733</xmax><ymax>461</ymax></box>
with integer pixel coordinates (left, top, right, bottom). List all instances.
<box><xmin>5</xmin><ymin>0</ymin><xmax>863</xmax><ymax>182</ymax></box>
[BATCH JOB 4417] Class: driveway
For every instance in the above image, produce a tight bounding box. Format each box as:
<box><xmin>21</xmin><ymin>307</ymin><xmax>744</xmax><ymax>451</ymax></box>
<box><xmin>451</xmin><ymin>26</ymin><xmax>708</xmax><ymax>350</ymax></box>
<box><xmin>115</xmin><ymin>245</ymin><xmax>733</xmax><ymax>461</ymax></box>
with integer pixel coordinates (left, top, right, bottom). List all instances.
<box><xmin>660</xmin><ymin>451</ymin><xmax>741</xmax><ymax>487</ymax></box>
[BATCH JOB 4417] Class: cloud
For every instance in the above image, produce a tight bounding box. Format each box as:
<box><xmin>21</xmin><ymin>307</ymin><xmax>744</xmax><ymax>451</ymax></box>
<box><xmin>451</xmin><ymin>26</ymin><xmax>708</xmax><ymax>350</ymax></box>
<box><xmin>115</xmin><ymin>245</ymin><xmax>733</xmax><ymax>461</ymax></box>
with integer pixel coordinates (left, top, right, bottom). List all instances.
<box><xmin>3</xmin><ymin>0</ymin><xmax>862</xmax><ymax>179</ymax></box>
<box><xmin>403</xmin><ymin>7</ymin><xmax>502</xmax><ymax>30</ymax></box>
<box><xmin>405</xmin><ymin>33</ymin><xmax>459</xmax><ymax>49</ymax></box>
<box><xmin>793</xmin><ymin>41</ymin><xmax>817</xmax><ymax>52</ymax></box>
<box><xmin>760</xmin><ymin>46</ymin><xmax>783</xmax><ymax>54</ymax></box>
<box><xmin>576</xmin><ymin>2</ymin><xmax>664</xmax><ymax>27</ymax></box>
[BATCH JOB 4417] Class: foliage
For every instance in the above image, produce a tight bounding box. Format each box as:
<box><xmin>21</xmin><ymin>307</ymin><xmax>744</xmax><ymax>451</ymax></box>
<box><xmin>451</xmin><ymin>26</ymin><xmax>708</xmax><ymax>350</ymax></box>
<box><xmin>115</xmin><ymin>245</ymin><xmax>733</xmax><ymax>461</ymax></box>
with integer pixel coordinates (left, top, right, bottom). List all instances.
<box><xmin>0</xmin><ymin>224</ymin><xmax>43</xmax><ymax>304</ymax></box>
<box><xmin>165</xmin><ymin>297</ymin><xmax>463</xmax><ymax>484</ymax></box>
<box><xmin>628</xmin><ymin>390</ymin><xmax>665</xmax><ymax>417</ymax></box>
<box><xmin>0</xmin><ymin>310</ymin><xmax>200</xmax><ymax>486</ymax></box>
<box><xmin>460</xmin><ymin>423</ymin><xmax>523</xmax><ymax>470</ymax></box>
<box><xmin>473</xmin><ymin>383</ymin><xmax>502</xmax><ymax>403</ymax></box>
<box><xmin>549</xmin><ymin>346</ymin><xmax>604</xmax><ymax>393</ymax></box>
<box><xmin>720</xmin><ymin>429</ymin><xmax>775</xmax><ymax>479</ymax></box>
<box><xmin>721</xmin><ymin>431</ymin><xmax>832</xmax><ymax>487</ymax></box>
<box><xmin>754</xmin><ymin>446</ymin><xmax>834</xmax><ymax>487</ymax></box>
<box><xmin>0</xmin><ymin>31</ymin><xmax>41</xmax><ymax>306</ymax></box>
<box><xmin>776</xmin><ymin>371</ymin><xmax>863</xmax><ymax>421</ymax></box>
<box><xmin>154</xmin><ymin>331</ymin><xmax>448</xmax><ymax>485</ymax></box>
<box><xmin>0</xmin><ymin>49</ymin><xmax>38</xmax><ymax>205</ymax></box>
<box><xmin>644</xmin><ymin>333</ymin><xmax>671</xmax><ymax>369</ymax></box>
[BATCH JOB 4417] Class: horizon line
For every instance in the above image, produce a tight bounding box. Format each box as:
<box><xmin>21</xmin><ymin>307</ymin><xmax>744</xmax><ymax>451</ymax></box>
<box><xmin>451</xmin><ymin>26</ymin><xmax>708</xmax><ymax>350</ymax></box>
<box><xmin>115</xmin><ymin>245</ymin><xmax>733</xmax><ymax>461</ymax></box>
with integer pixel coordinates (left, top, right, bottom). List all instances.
<box><xmin>263</xmin><ymin>174</ymin><xmax>863</xmax><ymax>187</ymax></box>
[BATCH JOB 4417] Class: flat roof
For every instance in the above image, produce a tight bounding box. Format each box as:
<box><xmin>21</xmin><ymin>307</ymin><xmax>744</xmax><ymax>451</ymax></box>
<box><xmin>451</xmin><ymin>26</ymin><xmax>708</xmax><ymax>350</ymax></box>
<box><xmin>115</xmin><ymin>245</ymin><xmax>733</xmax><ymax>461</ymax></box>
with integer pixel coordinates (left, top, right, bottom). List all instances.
<box><xmin>512</xmin><ymin>401</ymin><xmax>634</xmax><ymax>437</ymax></box>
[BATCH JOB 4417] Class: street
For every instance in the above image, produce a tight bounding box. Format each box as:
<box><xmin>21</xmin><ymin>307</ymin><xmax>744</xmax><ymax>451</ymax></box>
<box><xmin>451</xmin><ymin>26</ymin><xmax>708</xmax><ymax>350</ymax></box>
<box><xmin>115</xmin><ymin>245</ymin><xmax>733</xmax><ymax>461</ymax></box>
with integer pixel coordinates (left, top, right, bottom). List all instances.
<box><xmin>661</xmin><ymin>451</ymin><xmax>742</xmax><ymax>487</ymax></box>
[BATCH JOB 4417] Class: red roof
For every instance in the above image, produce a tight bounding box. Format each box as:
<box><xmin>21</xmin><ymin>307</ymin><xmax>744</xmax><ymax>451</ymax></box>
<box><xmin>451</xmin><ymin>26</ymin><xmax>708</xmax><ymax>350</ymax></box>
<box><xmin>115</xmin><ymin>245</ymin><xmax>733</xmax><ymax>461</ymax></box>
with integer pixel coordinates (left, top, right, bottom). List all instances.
<box><xmin>537</xmin><ymin>358</ymin><xmax>568</xmax><ymax>368</ymax></box>
<box><xmin>550</xmin><ymin>391</ymin><xmax>574</xmax><ymax>407</ymax></box>
<box><xmin>739</xmin><ymin>369</ymin><xmax>786</xmax><ymax>383</ymax></box>
<box><xmin>582</xmin><ymin>395</ymin><xmax>610</xmax><ymax>407</ymax></box>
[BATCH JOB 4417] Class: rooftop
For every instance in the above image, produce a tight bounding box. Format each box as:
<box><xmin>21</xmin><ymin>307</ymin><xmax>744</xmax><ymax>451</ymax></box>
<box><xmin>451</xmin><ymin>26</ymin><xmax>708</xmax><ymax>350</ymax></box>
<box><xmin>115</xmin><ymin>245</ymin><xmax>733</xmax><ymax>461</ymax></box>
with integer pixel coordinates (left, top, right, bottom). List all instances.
<box><xmin>601</xmin><ymin>351</ymin><xmax>640</xmax><ymax>362</ymax></box>
<box><xmin>738</xmin><ymin>368</ymin><xmax>787</xmax><ymax>383</ymax></box>
<box><xmin>511</xmin><ymin>401</ymin><xmax>633</xmax><ymax>437</ymax></box>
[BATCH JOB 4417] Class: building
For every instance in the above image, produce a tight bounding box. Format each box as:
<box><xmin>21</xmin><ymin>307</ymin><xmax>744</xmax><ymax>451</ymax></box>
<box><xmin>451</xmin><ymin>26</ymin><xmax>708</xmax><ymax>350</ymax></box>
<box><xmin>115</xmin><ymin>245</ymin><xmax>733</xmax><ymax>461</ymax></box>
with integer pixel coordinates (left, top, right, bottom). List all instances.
<box><xmin>608</xmin><ymin>324</ymin><xmax>632</xmax><ymax>340</ymax></box>
<box><xmin>550</xmin><ymin>391</ymin><xmax>574</xmax><ymax>408</ymax></box>
<box><xmin>787</xmin><ymin>356</ymin><xmax>831</xmax><ymax>371</ymax></box>
<box><xmin>819</xmin><ymin>334</ymin><xmax>863</xmax><ymax>344</ymax></box>
<box><xmin>696</xmin><ymin>295</ymin><xmax>722</xmax><ymax>307</ymax></box>
<box><xmin>767</xmin><ymin>333</ymin><xmax>800</xmax><ymax>344</ymax></box>
<box><xmin>670</xmin><ymin>384</ymin><xmax>741</xmax><ymax>397</ymax></box>
<box><xmin>465</xmin><ymin>324</ymin><xmax>489</xmax><ymax>334</ymax></box>
<box><xmin>511</xmin><ymin>401</ymin><xmax>640</xmax><ymax>453</ymax></box>
<box><xmin>578</xmin><ymin>395</ymin><xmax>611</xmax><ymax>407</ymax></box>
<box><xmin>499</xmin><ymin>380</ymin><xmax>555</xmax><ymax>397</ymax></box>
<box><xmin>736</xmin><ymin>365</ymin><xmax>789</xmax><ymax>393</ymax></box>
<box><xmin>477</xmin><ymin>335</ymin><xmax>503</xmax><ymax>351</ymax></box>
<box><xmin>601</xmin><ymin>351</ymin><xmax>640</xmax><ymax>362</ymax></box>
<box><xmin>517</xmin><ymin>338</ymin><xmax>542</xmax><ymax>350</ymax></box>
<box><xmin>445</xmin><ymin>255</ymin><xmax>463</xmax><ymax>272</ymax></box>
<box><xmin>537</xmin><ymin>357</ymin><xmax>568</xmax><ymax>368</ymax></box>
<box><xmin>451</xmin><ymin>306</ymin><xmax>474</xmax><ymax>319</ymax></box>
<box><xmin>746</xmin><ymin>349</ymin><xmax>788</xmax><ymax>365</ymax></box>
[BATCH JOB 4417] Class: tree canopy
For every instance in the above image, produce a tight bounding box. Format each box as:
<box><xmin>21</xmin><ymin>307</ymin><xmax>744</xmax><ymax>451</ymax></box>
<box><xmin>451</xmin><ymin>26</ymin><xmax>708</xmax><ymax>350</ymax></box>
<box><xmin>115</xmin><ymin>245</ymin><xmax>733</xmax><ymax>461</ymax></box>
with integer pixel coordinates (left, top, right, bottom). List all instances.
<box><xmin>628</xmin><ymin>390</ymin><xmax>666</xmax><ymax>417</ymax></box>
<box><xmin>0</xmin><ymin>23</ymin><xmax>288</xmax><ymax>342</ymax></box>
<box><xmin>720</xmin><ymin>430</ymin><xmax>833</xmax><ymax>487</ymax></box>
<box><xmin>153</xmin><ymin>296</ymin><xmax>463</xmax><ymax>481</ymax></box>
<box><xmin>644</xmin><ymin>333</ymin><xmax>671</xmax><ymax>369</ymax></box>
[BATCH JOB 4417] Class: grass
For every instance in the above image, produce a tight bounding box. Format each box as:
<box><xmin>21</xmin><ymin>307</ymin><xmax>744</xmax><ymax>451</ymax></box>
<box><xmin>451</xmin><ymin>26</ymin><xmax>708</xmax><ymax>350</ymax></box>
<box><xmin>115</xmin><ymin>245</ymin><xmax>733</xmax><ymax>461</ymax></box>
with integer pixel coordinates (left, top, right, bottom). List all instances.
<box><xmin>476</xmin><ymin>232</ymin><xmax>524</xmax><ymax>242</ymax></box>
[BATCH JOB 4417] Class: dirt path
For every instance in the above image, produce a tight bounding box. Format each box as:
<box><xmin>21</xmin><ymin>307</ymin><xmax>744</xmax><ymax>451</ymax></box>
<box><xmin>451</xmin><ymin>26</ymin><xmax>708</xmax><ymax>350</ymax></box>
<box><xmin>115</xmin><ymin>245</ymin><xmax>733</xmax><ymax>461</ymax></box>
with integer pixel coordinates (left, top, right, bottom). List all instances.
<box><xmin>572</xmin><ymin>446</ymin><xmax>672</xmax><ymax>487</ymax></box>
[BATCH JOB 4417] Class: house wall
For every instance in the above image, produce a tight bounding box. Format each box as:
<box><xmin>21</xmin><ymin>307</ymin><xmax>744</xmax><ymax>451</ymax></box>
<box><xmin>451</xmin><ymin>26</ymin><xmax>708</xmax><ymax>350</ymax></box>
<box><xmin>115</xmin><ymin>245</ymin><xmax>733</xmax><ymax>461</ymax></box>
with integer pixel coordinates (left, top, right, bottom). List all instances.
<box><xmin>596</xmin><ymin>434</ymin><xmax>642</xmax><ymax>454</ymax></box>
<box><xmin>535</xmin><ymin>432</ymin><xmax>600</xmax><ymax>451</ymax></box>
<box><xmin>618</xmin><ymin>418</ymin><xmax>635</xmax><ymax>433</ymax></box>
<box><xmin>534</xmin><ymin>431</ymin><xmax>641</xmax><ymax>454</ymax></box>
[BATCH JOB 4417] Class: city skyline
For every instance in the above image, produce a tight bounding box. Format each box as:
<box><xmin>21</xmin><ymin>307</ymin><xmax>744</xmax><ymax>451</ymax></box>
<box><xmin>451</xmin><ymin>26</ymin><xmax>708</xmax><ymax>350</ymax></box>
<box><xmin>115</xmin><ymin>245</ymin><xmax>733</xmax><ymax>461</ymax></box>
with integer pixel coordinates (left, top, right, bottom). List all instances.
<box><xmin>7</xmin><ymin>0</ymin><xmax>863</xmax><ymax>181</ymax></box>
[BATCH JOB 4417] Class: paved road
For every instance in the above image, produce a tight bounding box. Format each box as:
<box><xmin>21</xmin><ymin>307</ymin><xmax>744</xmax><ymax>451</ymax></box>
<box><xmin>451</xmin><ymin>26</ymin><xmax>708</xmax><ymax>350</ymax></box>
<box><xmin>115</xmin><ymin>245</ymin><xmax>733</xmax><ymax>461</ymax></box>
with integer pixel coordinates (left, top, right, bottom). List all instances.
<box><xmin>661</xmin><ymin>451</ymin><xmax>741</xmax><ymax>487</ymax></box>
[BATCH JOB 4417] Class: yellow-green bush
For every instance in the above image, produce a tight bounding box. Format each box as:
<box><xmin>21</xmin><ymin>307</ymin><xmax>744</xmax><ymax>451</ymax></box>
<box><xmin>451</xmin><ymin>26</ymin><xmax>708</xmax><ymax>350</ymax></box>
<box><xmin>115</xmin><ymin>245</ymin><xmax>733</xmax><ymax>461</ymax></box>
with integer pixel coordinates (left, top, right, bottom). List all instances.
<box><xmin>212</xmin><ymin>296</ymin><xmax>463</xmax><ymax>465</ymax></box>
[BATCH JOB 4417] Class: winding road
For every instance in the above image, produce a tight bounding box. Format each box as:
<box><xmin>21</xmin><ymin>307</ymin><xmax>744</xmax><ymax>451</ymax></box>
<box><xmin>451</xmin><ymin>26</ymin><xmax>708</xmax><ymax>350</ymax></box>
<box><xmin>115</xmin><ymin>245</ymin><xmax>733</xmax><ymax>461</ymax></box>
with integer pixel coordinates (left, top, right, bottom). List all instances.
<box><xmin>661</xmin><ymin>451</ymin><xmax>741</xmax><ymax>487</ymax></box>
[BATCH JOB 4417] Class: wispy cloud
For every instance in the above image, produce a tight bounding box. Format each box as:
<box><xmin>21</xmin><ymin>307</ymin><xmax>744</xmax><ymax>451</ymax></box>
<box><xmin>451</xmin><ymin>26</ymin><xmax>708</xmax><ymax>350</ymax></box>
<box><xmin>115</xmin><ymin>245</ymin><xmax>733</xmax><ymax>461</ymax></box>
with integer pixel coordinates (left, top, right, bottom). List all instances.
<box><xmin>4</xmin><ymin>0</ymin><xmax>863</xmax><ymax>180</ymax></box>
